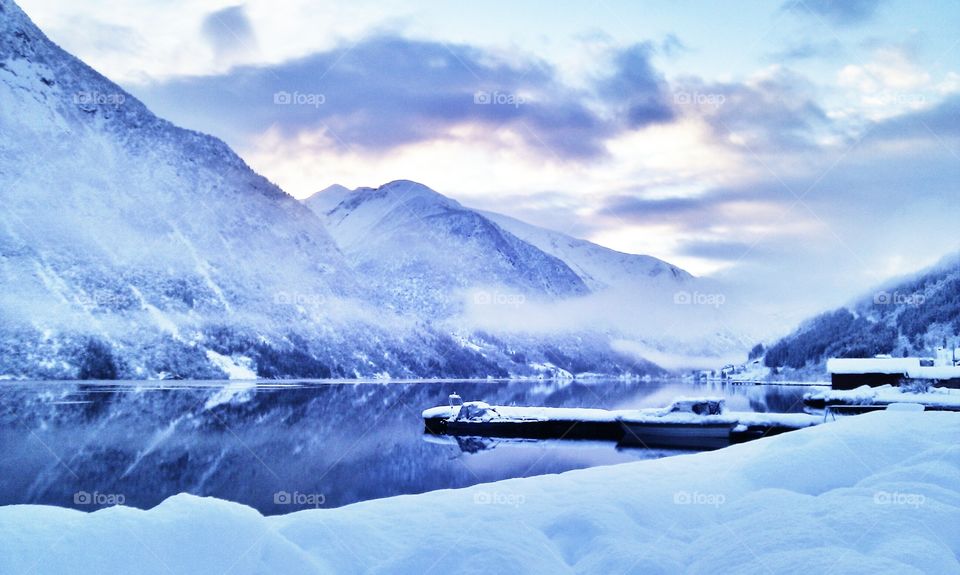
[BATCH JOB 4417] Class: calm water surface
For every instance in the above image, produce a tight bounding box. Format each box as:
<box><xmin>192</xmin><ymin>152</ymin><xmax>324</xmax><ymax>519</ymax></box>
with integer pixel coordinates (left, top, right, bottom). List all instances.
<box><xmin>0</xmin><ymin>378</ymin><xmax>817</xmax><ymax>514</ymax></box>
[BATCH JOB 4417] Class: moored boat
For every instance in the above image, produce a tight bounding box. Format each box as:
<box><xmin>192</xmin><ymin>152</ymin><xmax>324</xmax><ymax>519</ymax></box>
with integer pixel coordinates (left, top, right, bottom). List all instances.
<box><xmin>618</xmin><ymin>398</ymin><xmax>736</xmax><ymax>449</ymax></box>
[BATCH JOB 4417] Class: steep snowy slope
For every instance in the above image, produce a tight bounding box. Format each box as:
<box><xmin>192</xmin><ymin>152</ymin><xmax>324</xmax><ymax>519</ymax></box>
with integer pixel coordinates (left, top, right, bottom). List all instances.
<box><xmin>0</xmin><ymin>0</ymin><xmax>416</xmax><ymax>379</ymax></box>
<box><xmin>305</xmin><ymin>180</ymin><xmax>589</xmax><ymax>314</ymax></box>
<box><xmin>482</xmin><ymin>210</ymin><xmax>691</xmax><ymax>292</ymax></box>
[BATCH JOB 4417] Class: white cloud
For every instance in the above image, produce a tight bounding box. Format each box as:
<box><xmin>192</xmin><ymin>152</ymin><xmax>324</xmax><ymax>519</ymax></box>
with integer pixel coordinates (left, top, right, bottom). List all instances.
<box><xmin>18</xmin><ymin>0</ymin><xmax>405</xmax><ymax>83</ymax></box>
<box><xmin>836</xmin><ymin>48</ymin><xmax>933</xmax><ymax>120</ymax></box>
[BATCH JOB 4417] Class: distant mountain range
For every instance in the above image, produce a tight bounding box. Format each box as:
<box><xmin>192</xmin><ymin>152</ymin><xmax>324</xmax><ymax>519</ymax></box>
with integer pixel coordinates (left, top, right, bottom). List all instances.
<box><xmin>304</xmin><ymin>180</ymin><xmax>590</xmax><ymax>316</ymax></box>
<box><xmin>0</xmin><ymin>0</ymin><xmax>750</xmax><ymax>379</ymax></box>
<box><xmin>306</xmin><ymin>182</ymin><xmax>754</xmax><ymax>370</ymax></box>
<box><xmin>760</xmin><ymin>254</ymin><xmax>960</xmax><ymax>374</ymax></box>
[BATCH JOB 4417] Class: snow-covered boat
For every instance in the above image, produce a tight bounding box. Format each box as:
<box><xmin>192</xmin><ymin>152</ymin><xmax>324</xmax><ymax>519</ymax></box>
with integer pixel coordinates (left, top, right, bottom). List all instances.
<box><xmin>617</xmin><ymin>398</ymin><xmax>737</xmax><ymax>449</ymax></box>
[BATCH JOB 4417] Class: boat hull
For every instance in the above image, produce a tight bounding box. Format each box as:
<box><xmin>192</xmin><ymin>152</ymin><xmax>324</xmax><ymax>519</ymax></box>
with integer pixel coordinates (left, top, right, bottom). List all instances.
<box><xmin>619</xmin><ymin>421</ymin><xmax>735</xmax><ymax>450</ymax></box>
<box><xmin>439</xmin><ymin>419</ymin><xmax>622</xmax><ymax>440</ymax></box>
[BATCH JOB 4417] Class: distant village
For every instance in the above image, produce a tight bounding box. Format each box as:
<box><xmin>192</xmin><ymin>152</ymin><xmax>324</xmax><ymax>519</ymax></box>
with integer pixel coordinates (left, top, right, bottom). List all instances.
<box><xmin>696</xmin><ymin>346</ymin><xmax>960</xmax><ymax>390</ymax></box>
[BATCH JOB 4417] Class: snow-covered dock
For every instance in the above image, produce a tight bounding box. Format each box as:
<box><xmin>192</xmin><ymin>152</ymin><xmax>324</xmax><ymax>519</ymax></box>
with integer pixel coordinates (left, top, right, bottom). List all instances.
<box><xmin>423</xmin><ymin>398</ymin><xmax>823</xmax><ymax>449</ymax></box>
<box><xmin>804</xmin><ymin>384</ymin><xmax>960</xmax><ymax>411</ymax></box>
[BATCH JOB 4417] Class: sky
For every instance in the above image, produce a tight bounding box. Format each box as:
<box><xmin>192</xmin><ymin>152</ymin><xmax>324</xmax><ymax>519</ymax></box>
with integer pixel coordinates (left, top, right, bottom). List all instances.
<box><xmin>18</xmin><ymin>0</ymin><xmax>960</xmax><ymax>326</ymax></box>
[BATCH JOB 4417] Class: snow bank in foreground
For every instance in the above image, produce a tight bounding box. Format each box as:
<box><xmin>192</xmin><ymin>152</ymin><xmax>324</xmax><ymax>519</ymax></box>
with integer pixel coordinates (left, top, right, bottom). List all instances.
<box><xmin>1</xmin><ymin>412</ymin><xmax>958</xmax><ymax>574</ymax></box>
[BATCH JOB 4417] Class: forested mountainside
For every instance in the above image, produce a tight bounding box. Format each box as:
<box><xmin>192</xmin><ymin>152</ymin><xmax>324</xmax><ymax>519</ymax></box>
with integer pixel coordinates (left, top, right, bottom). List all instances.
<box><xmin>762</xmin><ymin>255</ymin><xmax>960</xmax><ymax>371</ymax></box>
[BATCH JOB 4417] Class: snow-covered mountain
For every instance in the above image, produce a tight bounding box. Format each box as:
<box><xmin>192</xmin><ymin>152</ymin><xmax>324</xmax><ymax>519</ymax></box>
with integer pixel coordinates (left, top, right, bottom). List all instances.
<box><xmin>0</xmin><ymin>0</ymin><xmax>749</xmax><ymax>378</ymax></box>
<box><xmin>0</xmin><ymin>0</ymin><xmax>394</xmax><ymax>378</ymax></box>
<box><xmin>304</xmin><ymin>180</ymin><xmax>589</xmax><ymax>314</ymax></box>
<box><xmin>307</xmin><ymin>183</ymin><xmax>753</xmax><ymax>368</ymax></box>
<box><xmin>2</xmin><ymin>0</ymin><xmax>543</xmax><ymax>380</ymax></box>
<box><xmin>0</xmin><ymin>0</ymin><xmax>670</xmax><ymax>379</ymax></box>
<box><xmin>481</xmin><ymin>210</ymin><xmax>753</xmax><ymax>367</ymax></box>
<box><xmin>481</xmin><ymin>210</ymin><xmax>691</xmax><ymax>292</ymax></box>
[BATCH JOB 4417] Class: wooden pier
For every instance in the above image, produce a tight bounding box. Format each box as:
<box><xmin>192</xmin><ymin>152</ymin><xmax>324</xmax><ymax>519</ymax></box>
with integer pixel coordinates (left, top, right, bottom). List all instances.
<box><xmin>423</xmin><ymin>400</ymin><xmax>823</xmax><ymax>450</ymax></box>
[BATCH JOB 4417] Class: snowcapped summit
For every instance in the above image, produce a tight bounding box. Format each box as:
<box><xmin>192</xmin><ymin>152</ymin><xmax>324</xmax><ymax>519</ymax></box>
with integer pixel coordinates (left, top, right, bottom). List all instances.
<box><xmin>307</xmin><ymin>179</ymin><xmax>698</xmax><ymax>302</ymax></box>
<box><xmin>304</xmin><ymin>184</ymin><xmax>354</xmax><ymax>214</ymax></box>
<box><xmin>307</xmin><ymin>180</ymin><xmax>456</xmax><ymax>215</ymax></box>
<box><xmin>322</xmin><ymin>180</ymin><xmax>464</xmax><ymax>247</ymax></box>
<box><xmin>353</xmin><ymin>179</ymin><xmax>456</xmax><ymax>206</ymax></box>
<box><xmin>305</xmin><ymin>180</ymin><xmax>589</xmax><ymax>314</ymax></box>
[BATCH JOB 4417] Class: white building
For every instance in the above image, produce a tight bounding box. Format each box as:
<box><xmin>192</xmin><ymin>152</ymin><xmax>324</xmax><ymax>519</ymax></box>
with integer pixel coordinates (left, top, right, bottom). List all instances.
<box><xmin>827</xmin><ymin>356</ymin><xmax>960</xmax><ymax>389</ymax></box>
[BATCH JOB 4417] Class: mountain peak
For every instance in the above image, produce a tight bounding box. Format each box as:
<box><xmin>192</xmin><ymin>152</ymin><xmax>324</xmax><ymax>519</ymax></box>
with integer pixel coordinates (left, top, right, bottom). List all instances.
<box><xmin>320</xmin><ymin>183</ymin><xmax>351</xmax><ymax>194</ymax></box>
<box><xmin>304</xmin><ymin>179</ymin><xmax>590</xmax><ymax>313</ymax></box>
<box><xmin>329</xmin><ymin>180</ymin><xmax>460</xmax><ymax>217</ymax></box>
<box><xmin>377</xmin><ymin>179</ymin><xmax>435</xmax><ymax>192</ymax></box>
<box><xmin>374</xmin><ymin>179</ymin><xmax>456</xmax><ymax>204</ymax></box>
<box><xmin>304</xmin><ymin>184</ymin><xmax>354</xmax><ymax>214</ymax></box>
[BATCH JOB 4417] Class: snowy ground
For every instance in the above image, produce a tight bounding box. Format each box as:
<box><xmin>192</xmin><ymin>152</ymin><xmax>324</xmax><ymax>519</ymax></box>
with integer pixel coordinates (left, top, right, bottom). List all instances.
<box><xmin>1</xmin><ymin>411</ymin><xmax>957</xmax><ymax>574</ymax></box>
<box><xmin>807</xmin><ymin>384</ymin><xmax>960</xmax><ymax>409</ymax></box>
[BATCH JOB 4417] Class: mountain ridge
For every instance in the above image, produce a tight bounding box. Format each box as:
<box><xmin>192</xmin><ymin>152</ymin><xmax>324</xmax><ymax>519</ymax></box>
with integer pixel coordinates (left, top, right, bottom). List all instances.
<box><xmin>306</xmin><ymin>180</ymin><xmax>695</xmax><ymax>293</ymax></box>
<box><xmin>304</xmin><ymin>180</ymin><xmax>592</xmax><ymax>315</ymax></box>
<box><xmin>760</xmin><ymin>253</ymin><xmax>960</xmax><ymax>374</ymax></box>
<box><xmin>478</xmin><ymin>209</ymin><xmax>692</xmax><ymax>291</ymax></box>
<box><xmin>306</xmin><ymin>181</ymin><xmax>754</xmax><ymax>369</ymax></box>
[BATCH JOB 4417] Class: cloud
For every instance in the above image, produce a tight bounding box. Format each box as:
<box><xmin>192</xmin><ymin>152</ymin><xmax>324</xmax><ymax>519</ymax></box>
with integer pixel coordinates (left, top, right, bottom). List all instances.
<box><xmin>782</xmin><ymin>0</ymin><xmax>885</xmax><ymax>26</ymax></box>
<box><xmin>838</xmin><ymin>48</ymin><xmax>930</xmax><ymax>92</ymax></box>
<box><xmin>871</xmin><ymin>92</ymin><xmax>960</xmax><ymax>139</ymax></box>
<box><xmin>676</xmin><ymin>239</ymin><xmax>759</xmax><ymax>260</ymax></box>
<box><xmin>135</xmin><ymin>36</ymin><xmax>674</xmax><ymax>161</ymax></box>
<box><xmin>768</xmin><ymin>39</ymin><xmax>843</xmax><ymax>61</ymax></box>
<box><xmin>580</xmin><ymin>117</ymin><xmax>958</xmax><ymax>322</ymax></box>
<box><xmin>595</xmin><ymin>186</ymin><xmax>796</xmax><ymax>239</ymax></box>
<box><xmin>600</xmin><ymin>194</ymin><xmax>713</xmax><ymax>224</ymax></box>
<box><xmin>598</xmin><ymin>43</ymin><xmax>675</xmax><ymax>128</ymax></box>
<box><xmin>201</xmin><ymin>5</ymin><xmax>257</xmax><ymax>60</ymax></box>
<box><xmin>673</xmin><ymin>68</ymin><xmax>832</xmax><ymax>152</ymax></box>
<box><xmin>658</xmin><ymin>34</ymin><xmax>687</xmax><ymax>57</ymax></box>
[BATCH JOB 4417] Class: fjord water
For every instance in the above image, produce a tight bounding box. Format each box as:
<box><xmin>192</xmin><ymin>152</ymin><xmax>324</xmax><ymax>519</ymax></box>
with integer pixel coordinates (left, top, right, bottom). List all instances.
<box><xmin>0</xmin><ymin>379</ymin><xmax>815</xmax><ymax>514</ymax></box>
